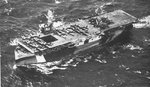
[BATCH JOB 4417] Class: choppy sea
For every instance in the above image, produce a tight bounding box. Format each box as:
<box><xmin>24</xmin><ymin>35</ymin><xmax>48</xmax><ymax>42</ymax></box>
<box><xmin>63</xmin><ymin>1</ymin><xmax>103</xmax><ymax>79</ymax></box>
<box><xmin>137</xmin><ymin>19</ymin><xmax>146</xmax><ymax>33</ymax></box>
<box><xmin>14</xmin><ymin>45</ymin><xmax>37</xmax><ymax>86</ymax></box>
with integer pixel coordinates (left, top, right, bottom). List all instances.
<box><xmin>1</xmin><ymin>0</ymin><xmax>150</xmax><ymax>87</ymax></box>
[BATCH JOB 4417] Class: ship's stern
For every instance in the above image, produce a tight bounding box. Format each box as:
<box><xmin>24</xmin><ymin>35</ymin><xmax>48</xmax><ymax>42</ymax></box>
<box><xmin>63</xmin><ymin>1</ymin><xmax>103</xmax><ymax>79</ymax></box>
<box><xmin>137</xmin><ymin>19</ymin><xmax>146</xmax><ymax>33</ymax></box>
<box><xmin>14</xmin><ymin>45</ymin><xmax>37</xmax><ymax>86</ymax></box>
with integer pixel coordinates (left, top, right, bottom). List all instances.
<box><xmin>14</xmin><ymin>47</ymin><xmax>37</xmax><ymax>66</ymax></box>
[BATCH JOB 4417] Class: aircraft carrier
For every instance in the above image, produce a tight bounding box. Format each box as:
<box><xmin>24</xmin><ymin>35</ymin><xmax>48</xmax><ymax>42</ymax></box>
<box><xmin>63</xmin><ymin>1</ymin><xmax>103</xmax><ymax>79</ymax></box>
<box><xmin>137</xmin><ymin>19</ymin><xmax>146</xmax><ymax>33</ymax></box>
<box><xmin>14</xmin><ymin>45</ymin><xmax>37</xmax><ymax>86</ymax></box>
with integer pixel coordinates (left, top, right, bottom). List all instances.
<box><xmin>14</xmin><ymin>10</ymin><xmax>137</xmax><ymax>67</ymax></box>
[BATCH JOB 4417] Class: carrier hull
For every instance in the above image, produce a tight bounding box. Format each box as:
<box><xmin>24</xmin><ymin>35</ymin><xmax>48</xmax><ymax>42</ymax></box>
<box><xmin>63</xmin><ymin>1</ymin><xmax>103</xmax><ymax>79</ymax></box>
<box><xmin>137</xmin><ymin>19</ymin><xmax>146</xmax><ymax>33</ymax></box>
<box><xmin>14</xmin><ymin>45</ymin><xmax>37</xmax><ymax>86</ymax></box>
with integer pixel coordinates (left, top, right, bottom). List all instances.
<box><xmin>14</xmin><ymin>10</ymin><xmax>137</xmax><ymax>67</ymax></box>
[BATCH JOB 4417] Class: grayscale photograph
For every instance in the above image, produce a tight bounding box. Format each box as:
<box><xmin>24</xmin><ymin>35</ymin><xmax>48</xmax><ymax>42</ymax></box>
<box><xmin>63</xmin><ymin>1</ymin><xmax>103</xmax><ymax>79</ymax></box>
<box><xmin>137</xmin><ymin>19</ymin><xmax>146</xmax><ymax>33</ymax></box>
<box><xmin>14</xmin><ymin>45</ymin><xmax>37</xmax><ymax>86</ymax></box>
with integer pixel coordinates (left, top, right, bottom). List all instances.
<box><xmin>1</xmin><ymin>0</ymin><xmax>150</xmax><ymax>87</ymax></box>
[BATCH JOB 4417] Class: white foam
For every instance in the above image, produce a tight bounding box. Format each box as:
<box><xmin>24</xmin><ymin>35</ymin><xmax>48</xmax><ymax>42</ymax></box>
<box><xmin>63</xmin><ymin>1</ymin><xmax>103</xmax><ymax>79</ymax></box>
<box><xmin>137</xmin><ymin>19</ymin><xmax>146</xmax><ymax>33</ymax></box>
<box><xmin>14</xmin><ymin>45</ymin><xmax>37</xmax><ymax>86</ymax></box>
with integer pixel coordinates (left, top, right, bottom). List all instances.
<box><xmin>125</xmin><ymin>44</ymin><xmax>143</xmax><ymax>50</ymax></box>
<box><xmin>140</xmin><ymin>15</ymin><xmax>150</xmax><ymax>23</ymax></box>
<box><xmin>133</xmin><ymin>23</ymin><xmax>147</xmax><ymax>28</ymax></box>
<box><xmin>133</xmin><ymin>15</ymin><xmax>150</xmax><ymax>28</ymax></box>
<box><xmin>147</xmin><ymin>77</ymin><xmax>150</xmax><ymax>79</ymax></box>
<box><xmin>83</xmin><ymin>58</ymin><xmax>88</xmax><ymax>63</ymax></box>
<box><xmin>13</xmin><ymin>65</ymin><xmax>17</xmax><ymax>70</ymax></box>
<box><xmin>119</xmin><ymin>64</ymin><xmax>130</xmax><ymax>70</ymax></box>
<box><xmin>33</xmin><ymin>60</ymin><xmax>62</xmax><ymax>67</ymax></box>
<box><xmin>95</xmin><ymin>59</ymin><xmax>107</xmax><ymax>64</ymax></box>
<box><xmin>48</xmin><ymin>66</ymin><xmax>66</xmax><ymax>71</ymax></box>
<box><xmin>71</xmin><ymin>62</ymin><xmax>79</xmax><ymax>67</ymax></box>
<box><xmin>133</xmin><ymin>71</ymin><xmax>142</xmax><ymax>74</ymax></box>
<box><xmin>3</xmin><ymin>0</ymin><xmax>8</xmax><ymax>3</ymax></box>
<box><xmin>36</xmin><ymin>65</ymin><xmax>67</xmax><ymax>74</ymax></box>
<box><xmin>31</xmin><ymin>60</ymin><xmax>65</xmax><ymax>74</ymax></box>
<box><xmin>98</xmin><ymin>85</ymin><xmax>107</xmax><ymax>87</ymax></box>
<box><xmin>9</xmin><ymin>38</ymin><xmax>19</xmax><ymax>46</ymax></box>
<box><xmin>55</xmin><ymin>0</ymin><xmax>61</xmax><ymax>4</ymax></box>
<box><xmin>112</xmin><ymin>51</ymin><xmax>116</xmax><ymax>54</ymax></box>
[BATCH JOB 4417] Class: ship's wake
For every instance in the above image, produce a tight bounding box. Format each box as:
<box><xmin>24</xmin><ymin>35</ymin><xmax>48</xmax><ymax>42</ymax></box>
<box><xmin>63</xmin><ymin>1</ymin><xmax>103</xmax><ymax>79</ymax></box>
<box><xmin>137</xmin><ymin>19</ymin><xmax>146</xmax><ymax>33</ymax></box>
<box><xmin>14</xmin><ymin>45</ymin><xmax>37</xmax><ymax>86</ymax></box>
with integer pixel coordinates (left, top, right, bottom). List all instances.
<box><xmin>12</xmin><ymin>36</ymin><xmax>150</xmax><ymax>86</ymax></box>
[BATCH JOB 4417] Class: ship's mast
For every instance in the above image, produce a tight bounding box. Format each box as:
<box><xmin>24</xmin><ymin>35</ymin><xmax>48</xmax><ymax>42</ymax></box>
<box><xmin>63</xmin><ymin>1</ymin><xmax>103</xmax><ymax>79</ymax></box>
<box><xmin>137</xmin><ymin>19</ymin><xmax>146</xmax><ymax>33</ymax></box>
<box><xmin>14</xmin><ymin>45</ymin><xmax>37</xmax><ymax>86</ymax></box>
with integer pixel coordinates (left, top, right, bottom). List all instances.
<box><xmin>46</xmin><ymin>10</ymin><xmax>55</xmax><ymax>26</ymax></box>
<box><xmin>39</xmin><ymin>10</ymin><xmax>55</xmax><ymax>34</ymax></box>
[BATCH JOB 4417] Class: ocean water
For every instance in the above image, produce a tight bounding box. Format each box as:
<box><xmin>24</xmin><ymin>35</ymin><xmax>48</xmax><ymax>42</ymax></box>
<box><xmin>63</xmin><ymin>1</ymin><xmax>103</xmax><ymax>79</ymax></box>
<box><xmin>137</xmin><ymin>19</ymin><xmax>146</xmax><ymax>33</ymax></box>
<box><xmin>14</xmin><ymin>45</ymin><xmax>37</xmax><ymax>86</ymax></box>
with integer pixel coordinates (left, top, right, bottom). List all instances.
<box><xmin>1</xmin><ymin>0</ymin><xmax>150</xmax><ymax>87</ymax></box>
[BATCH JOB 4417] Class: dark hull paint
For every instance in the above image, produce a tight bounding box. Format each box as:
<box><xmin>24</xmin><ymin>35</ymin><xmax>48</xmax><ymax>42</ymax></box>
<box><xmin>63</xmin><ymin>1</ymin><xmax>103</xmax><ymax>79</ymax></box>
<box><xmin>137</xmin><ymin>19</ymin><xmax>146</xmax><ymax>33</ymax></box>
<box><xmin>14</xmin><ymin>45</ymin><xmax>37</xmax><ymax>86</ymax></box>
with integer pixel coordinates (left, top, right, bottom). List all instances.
<box><xmin>15</xmin><ymin>23</ymin><xmax>133</xmax><ymax>66</ymax></box>
<box><xmin>41</xmin><ymin>24</ymin><xmax>133</xmax><ymax>63</ymax></box>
